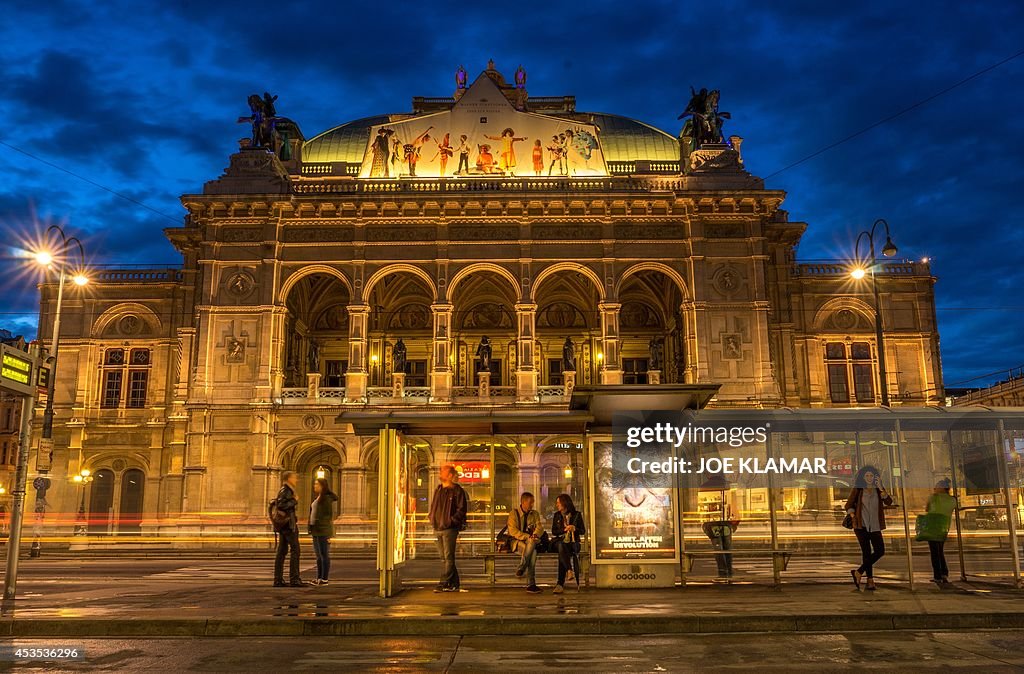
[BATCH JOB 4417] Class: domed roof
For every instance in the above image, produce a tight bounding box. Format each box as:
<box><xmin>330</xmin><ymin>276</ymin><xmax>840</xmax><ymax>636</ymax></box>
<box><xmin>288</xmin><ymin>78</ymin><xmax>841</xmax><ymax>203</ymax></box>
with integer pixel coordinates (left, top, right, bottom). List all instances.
<box><xmin>302</xmin><ymin>112</ymin><xmax>679</xmax><ymax>167</ymax></box>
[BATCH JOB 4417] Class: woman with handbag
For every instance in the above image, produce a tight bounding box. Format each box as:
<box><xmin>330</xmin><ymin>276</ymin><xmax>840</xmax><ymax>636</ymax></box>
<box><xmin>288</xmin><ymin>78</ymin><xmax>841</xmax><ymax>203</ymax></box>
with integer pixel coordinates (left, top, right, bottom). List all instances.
<box><xmin>920</xmin><ymin>478</ymin><xmax>956</xmax><ymax>584</ymax></box>
<box><xmin>551</xmin><ymin>493</ymin><xmax>585</xmax><ymax>594</ymax></box>
<box><xmin>845</xmin><ymin>465</ymin><xmax>893</xmax><ymax>591</ymax></box>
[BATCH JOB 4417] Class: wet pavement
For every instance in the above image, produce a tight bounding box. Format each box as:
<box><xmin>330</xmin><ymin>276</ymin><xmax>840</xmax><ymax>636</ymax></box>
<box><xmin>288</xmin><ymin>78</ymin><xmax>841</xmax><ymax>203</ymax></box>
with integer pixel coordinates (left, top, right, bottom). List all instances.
<box><xmin>2</xmin><ymin>632</ymin><xmax>1024</xmax><ymax>672</ymax></box>
<box><xmin>0</xmin><ymin>556</ymin><xmax>1021</xmax><ymax>637</ymax></box>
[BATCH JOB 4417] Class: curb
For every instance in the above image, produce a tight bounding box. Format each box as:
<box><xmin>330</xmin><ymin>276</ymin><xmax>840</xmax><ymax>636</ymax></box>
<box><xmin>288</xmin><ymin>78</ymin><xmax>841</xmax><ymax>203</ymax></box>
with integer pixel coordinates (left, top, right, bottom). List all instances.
<box><xmin>3</xmin><ymin>612</ymin><xmax>1024</xmax><ymax>637</ymax></box>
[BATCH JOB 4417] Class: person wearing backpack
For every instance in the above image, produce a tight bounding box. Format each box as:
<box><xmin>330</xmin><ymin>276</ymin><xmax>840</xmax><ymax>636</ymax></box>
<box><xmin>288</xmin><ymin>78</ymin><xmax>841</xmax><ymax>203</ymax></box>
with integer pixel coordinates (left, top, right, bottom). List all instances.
<box><xmin>922</xmin><ymin>478</ymin><xmax>957</xmax><ymax>585</ymax></box>
<box><xmin>272</xmin><ymin>471</ymin><xmax>306</xmax><ymax>587</ymax></box>
<box><xmin>507</xmin><ymin>491</ymin><xmax>545</xmax><ymax>594</ymax></box>
<box><xmin>308</xmin><ymin>477</ymin><xmax>339</xmax><ymax>586</ymax></box>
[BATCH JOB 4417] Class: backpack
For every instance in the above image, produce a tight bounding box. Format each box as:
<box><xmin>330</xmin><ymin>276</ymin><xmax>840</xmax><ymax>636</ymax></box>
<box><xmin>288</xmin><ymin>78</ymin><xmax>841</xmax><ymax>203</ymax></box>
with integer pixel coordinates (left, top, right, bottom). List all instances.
<box><xmin>268</xmin><ymin>498</ymin><xmax>290</xmax><ymax>531</ymax></box>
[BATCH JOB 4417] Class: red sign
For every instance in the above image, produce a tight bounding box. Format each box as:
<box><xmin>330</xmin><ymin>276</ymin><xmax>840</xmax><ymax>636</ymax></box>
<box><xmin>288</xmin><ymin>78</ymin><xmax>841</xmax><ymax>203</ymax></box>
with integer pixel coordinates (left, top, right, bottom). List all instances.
<box><xmin>455</xmin><ymin>461</ymin><xmax>490</xmax><ymax>483</ymax></box>
<box><xmin>830</xmin><ymin>455</ymin><xmax>853</xmax><ymax>476</ymax></box>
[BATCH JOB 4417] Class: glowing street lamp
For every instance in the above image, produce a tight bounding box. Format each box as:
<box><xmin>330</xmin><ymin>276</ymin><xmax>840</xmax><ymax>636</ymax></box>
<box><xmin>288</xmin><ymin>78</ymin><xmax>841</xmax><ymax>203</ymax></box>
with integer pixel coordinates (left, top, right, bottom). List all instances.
<box><xmin>850</xmin><ymin>219</ymin><xmax>899</xmax><ymax>406</ymax></box>
<box><xmin>30</xmin><ymin>225</ymin><xmax>89</xmax><ymax>555</ymax></box>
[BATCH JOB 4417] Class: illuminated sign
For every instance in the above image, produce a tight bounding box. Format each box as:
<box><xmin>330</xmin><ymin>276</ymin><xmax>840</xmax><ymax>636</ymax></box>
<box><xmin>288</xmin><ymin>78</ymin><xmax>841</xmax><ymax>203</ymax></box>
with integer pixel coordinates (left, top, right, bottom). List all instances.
<box><xmin>591</xmin><ymin>440</ymin><xmax>677</xmax><ymax>562</ymax></box>
<box><xmin>0</xmin><ymin>346</ymin><xmax>36</xmax><ymax>395</ymax></box>
<box><xmin>454</xmin><ymin>461</ymin><xmax>490</xmax><ymax>483</ymax></box>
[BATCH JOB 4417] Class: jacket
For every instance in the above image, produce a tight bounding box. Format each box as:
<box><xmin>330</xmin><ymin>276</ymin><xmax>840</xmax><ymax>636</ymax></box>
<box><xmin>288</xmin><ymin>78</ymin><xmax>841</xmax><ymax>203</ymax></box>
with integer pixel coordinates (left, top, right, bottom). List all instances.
<box><xmin>507</xmin><ymin>506</ymin><xmax>544</xmax><ymax>554</ymax></box>
<box><xmin>844</xmin><ymin>487</ymin><xmax>894</xmax><ymax>531</ymax></box>
<box><xmin>429</xmin><ymin>483</ymin><xmax>468</xmax><ymax>531</ymax></box>
<box><xmin>551</xmin><ymin>509</ymin><xmax>585</xmax><ymax>544</ymax></box>
<box><xmin>275</xmin><ymin>483</ymin><xmax>299</xmax><ymax>533</ymax></box>
<box><xmin>308</xmin><ymin>492</ymin><xmax>338</xmax><ymax>537</ymax></box>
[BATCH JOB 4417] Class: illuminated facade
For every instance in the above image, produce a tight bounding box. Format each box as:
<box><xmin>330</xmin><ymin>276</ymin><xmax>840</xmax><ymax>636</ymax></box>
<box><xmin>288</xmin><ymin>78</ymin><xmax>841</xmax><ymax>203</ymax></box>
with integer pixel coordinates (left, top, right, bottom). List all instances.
<box><xmin>35</xmin><ymin>63</ymin><xmax>943</xmax><ymax>542</ymax></box>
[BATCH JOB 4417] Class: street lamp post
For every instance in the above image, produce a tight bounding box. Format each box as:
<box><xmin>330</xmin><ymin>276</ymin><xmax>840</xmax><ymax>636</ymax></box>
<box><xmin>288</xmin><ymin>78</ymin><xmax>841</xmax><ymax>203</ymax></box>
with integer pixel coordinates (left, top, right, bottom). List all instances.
<box><xmin>31</xmin><ymin>225</ymin><xmax>89</xmax><ymax>556</ymax></box>
<box><xmin>850</xmin><ymin>219</ymin><xmax>898</xmax><ymax>407</ymax></box>
<box><xmin>72</xmin><ymin>469</ymin><xmax>93</xmax><ymax>535</ymax></box>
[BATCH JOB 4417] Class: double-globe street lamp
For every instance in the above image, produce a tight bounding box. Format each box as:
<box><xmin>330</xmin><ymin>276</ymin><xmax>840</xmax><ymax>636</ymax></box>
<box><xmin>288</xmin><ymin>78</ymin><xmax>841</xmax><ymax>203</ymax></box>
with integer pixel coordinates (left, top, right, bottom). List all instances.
<box><xmin>30</xmin><ymin>225</ymin><xmax>89</xmax><ymax>555</ymax></box>
<box><xmin>849</xmin><ymin>219</ymin><xmax>898</xmax><ymax>406</ymax></box>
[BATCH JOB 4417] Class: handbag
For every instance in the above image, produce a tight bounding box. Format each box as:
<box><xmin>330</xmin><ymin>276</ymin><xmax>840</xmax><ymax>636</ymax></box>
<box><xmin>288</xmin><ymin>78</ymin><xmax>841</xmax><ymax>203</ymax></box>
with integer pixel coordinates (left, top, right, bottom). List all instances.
<box><xmin>495</xmin><ymin>525</ymin><xmax>514</xmax><ymax>553</ymax></box>
<box><xmin>841</xmin><ymin>513</ymin><xmax>854</xmax><ymax>530</ymax></box>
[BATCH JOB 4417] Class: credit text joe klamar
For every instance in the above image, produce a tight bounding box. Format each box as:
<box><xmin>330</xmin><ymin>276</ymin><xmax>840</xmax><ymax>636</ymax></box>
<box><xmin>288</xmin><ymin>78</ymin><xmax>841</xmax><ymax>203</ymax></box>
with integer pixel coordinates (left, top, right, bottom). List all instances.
<box><xmin>623</xmin><ymin>422</ymin><xmax>827</xmax><ymax>475</ymax></box>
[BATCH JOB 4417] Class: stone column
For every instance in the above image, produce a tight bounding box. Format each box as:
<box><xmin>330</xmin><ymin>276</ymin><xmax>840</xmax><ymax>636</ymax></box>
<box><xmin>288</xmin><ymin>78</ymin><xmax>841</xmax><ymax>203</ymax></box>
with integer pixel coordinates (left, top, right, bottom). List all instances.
<box><xmin>599</xmin><ymin>302</ymin><xmax>623</xmax><ymax>384</ymax></box>
<box><xmin>345</xmin><ymin>304</ymin><xmax>370</xmax><ymax>401</ymax></box>
<box><xmin>515</xmin><ymin>303</ymin><xmax>537</xmax><ymax>401</ymax></box>
<box><xmin>430</xmin><ymin>303</ymin><xmax>453</xmax><ymax>402</ymax></box>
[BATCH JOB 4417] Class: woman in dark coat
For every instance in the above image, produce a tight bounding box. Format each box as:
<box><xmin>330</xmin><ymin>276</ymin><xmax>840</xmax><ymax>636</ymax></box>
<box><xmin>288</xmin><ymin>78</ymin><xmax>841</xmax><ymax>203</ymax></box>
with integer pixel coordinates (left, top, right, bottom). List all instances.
<box><xmin>308</xmin><ymin>478</ymin><xmax>338</xmax><ymax>586</ymax></box>
<box><xmin>845</xmin><ymin>465</ymin><xmax>894</xmax><ymax>591</ymax></box>
<box><xmin>551</xmin><ymin>493</ymin><xmax>586</xmax><ymax>593</ymax></box>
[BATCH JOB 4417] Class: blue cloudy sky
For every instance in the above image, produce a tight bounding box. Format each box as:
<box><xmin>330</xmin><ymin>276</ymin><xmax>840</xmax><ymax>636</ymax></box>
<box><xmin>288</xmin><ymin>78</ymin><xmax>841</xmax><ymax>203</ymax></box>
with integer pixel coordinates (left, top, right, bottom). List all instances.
<box><xmin>0</xmin><ymin>0</ymin><xmax>1021</xmax><ymax>387</ymax></box>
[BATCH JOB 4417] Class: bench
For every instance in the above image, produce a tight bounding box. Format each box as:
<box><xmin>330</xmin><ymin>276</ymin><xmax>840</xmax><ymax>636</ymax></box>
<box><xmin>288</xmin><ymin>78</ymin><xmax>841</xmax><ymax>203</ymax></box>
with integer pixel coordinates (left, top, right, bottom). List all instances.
<box><xmin>480</xmin><ymin>548</ymin><xmax>589</xmax><ymax>586</ymax></box>
<box><xmin>683</xmin><ymin>550</ymin><xmax>793</xmax><ymax>585</ymax></box>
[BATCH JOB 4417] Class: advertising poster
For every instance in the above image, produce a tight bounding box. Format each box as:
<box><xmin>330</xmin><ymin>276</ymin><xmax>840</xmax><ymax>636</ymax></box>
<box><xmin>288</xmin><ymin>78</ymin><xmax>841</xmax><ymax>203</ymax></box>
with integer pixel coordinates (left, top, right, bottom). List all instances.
<box><xmin>591</xmin><ymin>440</ymin><xmax>677</xmax><ymax>561</ymax></box>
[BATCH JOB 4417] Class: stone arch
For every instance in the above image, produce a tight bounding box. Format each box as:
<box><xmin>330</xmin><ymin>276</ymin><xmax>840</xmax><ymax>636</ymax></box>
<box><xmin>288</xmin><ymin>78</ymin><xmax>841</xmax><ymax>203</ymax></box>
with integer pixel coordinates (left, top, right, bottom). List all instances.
<box><xmin>530</xmin><ymin>262</ymin><xmax>605</xmax><ymax>302</ymax></box>
<box><xmin>82</xmin><ymin>451</ymin><xmax>150</xmax><ymax>473</ymax></box>
<box><xmin>275</xmin><ymin>435</ymin><xmax>348</xmax><ymax>467</ymax></box>
<box><xmin>615</xmin><ymin>262</ymin><xmax>690</xmax><ymax>301</ymax></box>
<box><xmin>278</xmin><ymin>264</ymin><xmax>353</xmax><ymax>304</ymax></box>
<box><xmin>91</xmin><ymin>303</ymin><xmax>162</xmax><ymax>339</ymax></box>
<box><xmin>447</xmin><ymin>263</ymin><xmax>521</xmax><ymax>303</ymax></box>
<box><xmin>363</xmin><ymin>264</ymin><xmax>438</xmax><ymax>303</ymax></box>
<box><xmin>812</xmin><ymin>297</ymin><xmax>876</xmax><ymax>331</ymax></box>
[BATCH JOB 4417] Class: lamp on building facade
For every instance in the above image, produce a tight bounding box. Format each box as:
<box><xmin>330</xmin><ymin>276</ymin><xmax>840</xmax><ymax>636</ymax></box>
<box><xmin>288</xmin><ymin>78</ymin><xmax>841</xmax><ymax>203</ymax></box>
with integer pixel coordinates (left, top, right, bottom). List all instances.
<box><xmin>72</xmin><ymin>469</ymin><xmax>93</xmax><ymax>536</ymax></box>
<box><xmin>850</xmin><ymin>219</ymin><xmax>898</xmax><ymax>406</ymax></box>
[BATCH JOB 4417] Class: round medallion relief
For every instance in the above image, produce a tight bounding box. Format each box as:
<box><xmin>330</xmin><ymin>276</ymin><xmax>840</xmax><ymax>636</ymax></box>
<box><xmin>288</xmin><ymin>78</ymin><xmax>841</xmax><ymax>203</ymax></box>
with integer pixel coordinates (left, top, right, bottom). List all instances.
<box><xmin>118</xmin><ymin>315</ymin><xmax>142</xmax><ymax>336</ymax></box>
<box><xmin>112</xmin><ymin>458</ymin><xmax>128</xmax><ymax>472</ymax></box>
<box><xmin>833</xmin><ymin>309</ymin><xmax>858</xmax><ymax>330</ymax></box>
<box><xmin>226</xmin><ymin>271</ymin><xmax>255</xmax><ymax>298</ymax></box>
<box><xmin>302</xmin><ymin>415</ymin><xmax>323</xmax><ymax>432</ymax></box>
<box><xmin>712</xmin><ymin>266</ymin><xmax>743</xmax><ymax>297</ymax></box>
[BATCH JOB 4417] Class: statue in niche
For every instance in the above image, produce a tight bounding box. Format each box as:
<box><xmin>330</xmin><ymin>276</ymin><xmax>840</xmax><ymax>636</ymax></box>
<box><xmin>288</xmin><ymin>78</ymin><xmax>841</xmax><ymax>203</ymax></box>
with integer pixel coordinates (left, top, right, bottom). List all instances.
<box><xmin>649</xmin><ymin>338</ymin><xmax>664</xmax><ymax>371</ymax></box>
<box><xmin>307</xmin><ymin>337</ymin><xmax>320</xmax><ymax>374</ymax></box>
<box><xmin>226</xmin><ymin>337</ymin><xmax>245</xmax><ymax>363</ymax></box>
<box><xmin>393</xmin><ymin>338</ymin><xmax>407</xmax><ymax>374</ymax></box>
<box><xmin>562</xmin><ymin>337</ymin><xmax>576</xmax><ymax>372</ymax></box>
<box><xmin>476</xmin><ymin>336</ymin><xmax>492</xmax><ymax>371</ymax></box>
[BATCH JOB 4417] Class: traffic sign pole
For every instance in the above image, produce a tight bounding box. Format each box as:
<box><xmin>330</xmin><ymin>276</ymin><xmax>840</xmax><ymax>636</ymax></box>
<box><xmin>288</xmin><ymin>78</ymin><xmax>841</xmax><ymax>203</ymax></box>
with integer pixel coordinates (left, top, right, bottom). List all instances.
<box><xmin>3</xmin><ymin>345</ymin><xmax>39</xmax><ymax>600</ymax></box>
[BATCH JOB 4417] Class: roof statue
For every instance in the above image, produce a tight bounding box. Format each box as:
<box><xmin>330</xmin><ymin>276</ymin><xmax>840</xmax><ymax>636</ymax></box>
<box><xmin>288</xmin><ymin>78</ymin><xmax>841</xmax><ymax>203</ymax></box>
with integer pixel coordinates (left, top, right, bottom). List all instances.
<box><xmin>455</xmin><ymin>65</ymin><xmax>468</xmax><ymax>89</ymax></box>
<box><xmin>238</xmin><ymin>92</ymin><xmax>280</xmax><ymax>149</ymax></box>
<box><xmin>677</xmin><ymin>86</ymin><xmax>733</xmax><ymax>171</ymax></box>
<box><xmin>514</xmin><ymin>65</ymin><xmax>527</xmax><ymax>89</ymax></box>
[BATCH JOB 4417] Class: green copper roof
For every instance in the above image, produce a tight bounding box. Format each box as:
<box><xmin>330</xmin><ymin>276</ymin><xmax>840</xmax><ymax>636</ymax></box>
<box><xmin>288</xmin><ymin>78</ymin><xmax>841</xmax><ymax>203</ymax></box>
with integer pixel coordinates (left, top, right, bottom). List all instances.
<box><xmin>302</xmin><ymin>112</ymin><xmax>679</xmax><ymax>166</ymax></box>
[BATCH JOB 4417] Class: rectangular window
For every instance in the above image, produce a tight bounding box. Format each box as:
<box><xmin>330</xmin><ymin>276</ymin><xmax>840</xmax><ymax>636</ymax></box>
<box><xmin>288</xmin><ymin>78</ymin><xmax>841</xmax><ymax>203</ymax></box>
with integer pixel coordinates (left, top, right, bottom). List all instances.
<box><xmin>622</xmin><ymin>358</ymin><xmax>649</xmax><ymax>385</ymax></box>
<box><xmin>405</xmin><ymin>360</ymin><xmax>427</xmax><ymax>387</ymax></box>
<box><xmin>853</xmin><ymin>363</ymin><xmax>875</xmax><ymax>403</ymax></box>
<box><xmin>851</xmin><ymin>342</ymin><xmax>872</xmax><ymax>360</ymax></box>
<box><xmin>827</xmin><ymin>363</ymin><xmax>850</xmax><ymax>403</ymax></box>
<box><xmin>324</xmin><ymin>360</ymin><xmax>348</xmax><ymax>387</ymax></box>
<box><xmin>127</xmin><ymin>371</ymin><xmax>149</xmax><ymax>409</ymax></box>
<box><xmin>548</xmin><ymin>359</ymin><xmax>564</xmax><ymax>386</ymax></box>
<box><xmin>102</xmin><ymin>371</ymin><xmax>123</xmax><ymax>408</ymax></box>
<box><xmin>825</xmin><ymin>343</ymin><xmax>846</xmax><ymax>360</ymax></box>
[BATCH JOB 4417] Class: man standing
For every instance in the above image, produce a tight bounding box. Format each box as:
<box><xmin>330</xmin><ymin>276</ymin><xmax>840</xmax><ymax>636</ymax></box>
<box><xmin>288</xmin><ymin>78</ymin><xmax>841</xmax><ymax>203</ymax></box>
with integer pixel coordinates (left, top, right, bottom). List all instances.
<box><xmin>273</xmin><ymin>471</ymin><xmax>306</xmax><ymax>587</ymax></box>
<box><xmin>508</xmin><ymin>491</ymin><xmax>544</xmax><ymax>593</ymax></box>
<box><xmin>428</xmin><ymin>464</ymin><xmax>468</xmax><ymax>592</ymax></box>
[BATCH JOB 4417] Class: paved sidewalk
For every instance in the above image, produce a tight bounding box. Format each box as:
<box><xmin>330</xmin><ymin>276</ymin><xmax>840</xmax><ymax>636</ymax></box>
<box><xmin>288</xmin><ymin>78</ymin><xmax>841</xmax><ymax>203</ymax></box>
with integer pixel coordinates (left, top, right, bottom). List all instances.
<box><xmin>1</xmin><ymin>563</ymin><xmax>1022</xmax><ymax>637</ymax></box>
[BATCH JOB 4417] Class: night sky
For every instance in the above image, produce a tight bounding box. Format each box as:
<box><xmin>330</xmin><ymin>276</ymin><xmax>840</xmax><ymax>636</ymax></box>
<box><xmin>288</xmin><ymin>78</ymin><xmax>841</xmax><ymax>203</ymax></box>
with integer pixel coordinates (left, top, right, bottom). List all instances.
<box><xmin>1</xmin><ymin>1</ymin><xmax>1021</xmax><ymax>387</ymax></box>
